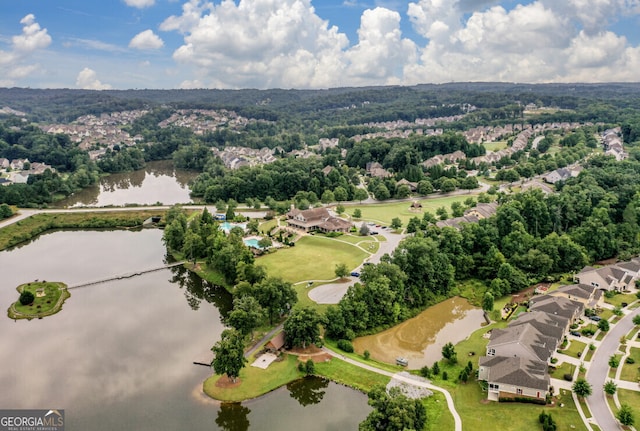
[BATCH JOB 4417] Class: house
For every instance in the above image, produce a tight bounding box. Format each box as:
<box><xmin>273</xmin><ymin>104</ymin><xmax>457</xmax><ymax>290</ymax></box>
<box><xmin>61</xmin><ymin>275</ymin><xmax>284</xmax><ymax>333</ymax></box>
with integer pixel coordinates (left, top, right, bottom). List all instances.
<box><xmin>464</xmin><ymin>202</ymin><xmax>498</xmax><ymax>219</ymax></box>
<box><xmin>365</xmin><ymin>162</ymin><xmax>392</xmax><ymax>179</ymax></box>
<box><xmin>321</xmin><ymin>165</ymin><xmax>335</xmax><ymax>176</ymax></box>
<box><xmin>286</xmin><ymin>207</ymin><xmax>352</xmax><ymax>233</ymax></box>
<box><xmin>478</xmin><ymin>356</ymin><xmax>550</xmax><ymax>401</ymax></box>
<box><xmin>528</xmin><ymin>295</ymin><xmax>584</xmax><ymax>323</ymax></box>
<box><xmin>396</xmin><ymin>178</ymin><xmax>418</xmax><ymax>192</ymax></box>
<box><xmin>266</xmin><ymin>332</ymin><xmax>285</xmax><ymax>353</ymax></box>
<box><xmin>509</xmin><ymin>311</ymin><xmax>567</xmax><ymax>342</ymax></box>
<box><xmin>575</xmin><ymin>265</ymin><xmax>634</xmax><ymax>292</ymax></box>
<box><xmin>548</xmin><ymin>284</ymin><xmax>603</xmax><ymax>308</ymax></box>
<box><xmin>486</xmin><ymin>323</ymin><xmax>558</xmax><ymax>363</ymax></box>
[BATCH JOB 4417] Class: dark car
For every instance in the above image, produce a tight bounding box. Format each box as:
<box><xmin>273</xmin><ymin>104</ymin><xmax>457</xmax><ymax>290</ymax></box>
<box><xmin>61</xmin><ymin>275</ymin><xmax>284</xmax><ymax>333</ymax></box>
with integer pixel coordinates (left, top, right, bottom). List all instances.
<box><xmin>589</xmin><ymin>315</ymin><xmax>602</xmax><ymax>322</ymax></box>
<box><xmin>370</xmin><ymin>231</ymin><xmax>379</xmax><ymax>235</ymax></box>
<box><xmin>350</xmin><ymin>271</ymin><xmax>360</xmax><ymax>277</ymax></box>
<box><xmin>570</xmin><ymin>331</ymin><xmax>581</xmax><ymax>337</ymax></box>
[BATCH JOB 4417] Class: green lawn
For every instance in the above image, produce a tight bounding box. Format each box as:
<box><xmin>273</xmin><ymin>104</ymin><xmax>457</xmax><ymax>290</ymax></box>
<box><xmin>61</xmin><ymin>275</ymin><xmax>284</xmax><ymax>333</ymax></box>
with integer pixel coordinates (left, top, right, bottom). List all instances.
<box><xmin>550</xmin><ymin>362</ymin><xmax>576</xmax><ymax>380</ymax></box>
<box><xmin>609</xmin><ymin>354</ymin><xmax>624</xmax><ymax>379</ymax></box>
<box><xmin>259</xmin><ymin>219</ymin><xmax>277</xmax><ymax>234</ymax></box>
<box><xmin>9</xmin><ymin>281</ymin><xmax>70</xmax><ymax>320</ymax></box>
<box><xmin>257</xmin><ymin>235</ymin><xmax>368</xmax><ymax>283</ymax></box>
<box><xmin>483</xmin><ymin>141</ymin><xmax>508</xmax><ymax>152</ymax></box>
<box><xmin>424</xmin><ymin>392</ymin><xmax>455</xmax><ymax>431</ymax></box>
<box><xmin>314</xmin><ymin>356</ymin><xmax>390</xmax><ymax>393</ymax></box>
<box><xmin>604</xmin><ymin>292</ymin><xmax>637</xmax><ymax>308</ymax></box>
<box><xmin>620</xmin><ymin>347</ymin><xmax>640</xmax><ymax>382</ymax></box>
<box><xmin>203</xmin><ymin>354</ymin><xmax>302</xmax><ymax>402</ymax></box>
<box><xmin>345</xmin><ymin>195</ymin><xmax>475</xmax><ymax>226</ymax></box>
<box><xmin>617</xmin><ymin>389</ymin><xmax>640</xmax><ymax>415</ymax></box>
<box><xmin>565</xmin><ymin>340</ymin><xmax>587</xmax><ymax>359</ymax></box>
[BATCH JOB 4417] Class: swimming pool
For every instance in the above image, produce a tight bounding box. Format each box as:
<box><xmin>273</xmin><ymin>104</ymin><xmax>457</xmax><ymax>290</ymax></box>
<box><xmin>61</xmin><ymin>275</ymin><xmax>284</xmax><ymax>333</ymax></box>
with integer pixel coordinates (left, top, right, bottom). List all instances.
<box><xmin>219</xmin><ymin>221</ymin><xmax>247</xmax><ymax>232</ymax></box>
<box><xmin>243</xmin><ymin>238</ymin><xmax>262</xmax><ymax>249</ymax></box>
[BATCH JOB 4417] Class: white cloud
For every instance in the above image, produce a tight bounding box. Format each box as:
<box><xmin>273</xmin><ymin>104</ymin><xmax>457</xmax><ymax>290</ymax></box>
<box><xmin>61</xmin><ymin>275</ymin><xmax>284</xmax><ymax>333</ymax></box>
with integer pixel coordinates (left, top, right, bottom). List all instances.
<box><xmin>76</xmin><ymin>67</ymin><xmax>112</xmax><ymax>90</ymax></box>
<box><xmin>129</xmin><ymin>30</ymin><xmax>164</xmax><ymax>50</ymax></box>
<box><xmin>123</xmin><ymin>0</ymin><xmax>155</xmax><ymax>8</ymax></box>
<box><xmin>0</xmin><ymin>14</ymin><xmax>51</xmax><ymax>86</ymax></box>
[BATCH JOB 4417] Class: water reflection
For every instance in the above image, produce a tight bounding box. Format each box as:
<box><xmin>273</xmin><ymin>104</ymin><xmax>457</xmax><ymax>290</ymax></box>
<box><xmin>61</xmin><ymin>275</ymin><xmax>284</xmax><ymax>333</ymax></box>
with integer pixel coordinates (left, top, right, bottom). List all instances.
<box><xmin>287</xmin><ymin>377</ymin><xmax>329</xmax><ymax>407</ymax></box>
<box><xmin>168</xmin><ymin>264</ymin><xmax>233</xmax><ymax>317</ymax></box>
<box><xmin>215</xmin><ymin>403</ymin><xmax>251</xmax><ymax>431</ymax></box>
<box><xmin>55</xmin><ymin>160</ymin><xmax>198</xmax><ymax>207</ymax></box>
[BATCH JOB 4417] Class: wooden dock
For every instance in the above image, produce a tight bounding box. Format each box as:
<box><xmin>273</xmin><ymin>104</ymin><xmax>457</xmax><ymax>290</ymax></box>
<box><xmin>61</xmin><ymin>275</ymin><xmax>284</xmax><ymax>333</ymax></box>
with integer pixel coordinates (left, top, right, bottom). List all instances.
<box><xmin>193</xmin><ymin>350</ymin><xmax>213</xmax><ymax>367</ymax></box>
<box><xmin>68</xmin><ymin>261</ymin><xmax>185</xmax><ymax>289</ymax></box>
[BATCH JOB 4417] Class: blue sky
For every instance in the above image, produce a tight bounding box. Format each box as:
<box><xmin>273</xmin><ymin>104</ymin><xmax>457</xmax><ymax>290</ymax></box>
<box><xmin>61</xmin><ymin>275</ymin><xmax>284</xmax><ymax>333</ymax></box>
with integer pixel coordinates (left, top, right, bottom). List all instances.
<box><xmin>1</xmin><ymin>0</ymin><xmax>639</xmax><ymax>89</ymax></box>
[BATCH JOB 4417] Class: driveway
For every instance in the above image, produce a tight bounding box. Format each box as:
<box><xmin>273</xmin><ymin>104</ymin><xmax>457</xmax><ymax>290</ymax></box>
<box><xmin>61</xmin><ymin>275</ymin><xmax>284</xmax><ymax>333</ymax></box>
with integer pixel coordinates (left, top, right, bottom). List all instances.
<box><xmin>586</xmin><ymin>307</ymin><xmax>640</xmax><ymax>430</ymax></box>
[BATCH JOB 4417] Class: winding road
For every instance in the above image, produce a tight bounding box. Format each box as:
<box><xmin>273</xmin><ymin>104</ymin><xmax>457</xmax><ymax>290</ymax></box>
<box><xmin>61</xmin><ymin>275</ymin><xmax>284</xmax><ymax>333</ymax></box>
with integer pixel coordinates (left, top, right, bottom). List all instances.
<box><xmin>586</xmin><ymin>307</ymin><xmax>640</xmax><ymax>430</ymax></box>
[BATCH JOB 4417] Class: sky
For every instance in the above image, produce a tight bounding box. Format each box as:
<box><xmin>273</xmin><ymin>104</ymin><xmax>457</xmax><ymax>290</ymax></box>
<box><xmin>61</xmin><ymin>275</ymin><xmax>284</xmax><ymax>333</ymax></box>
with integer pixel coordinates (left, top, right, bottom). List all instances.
<box><xmin>1</xmin><ymin>0</ymin><xmax>640</xmax><ymax>90</ymax></box>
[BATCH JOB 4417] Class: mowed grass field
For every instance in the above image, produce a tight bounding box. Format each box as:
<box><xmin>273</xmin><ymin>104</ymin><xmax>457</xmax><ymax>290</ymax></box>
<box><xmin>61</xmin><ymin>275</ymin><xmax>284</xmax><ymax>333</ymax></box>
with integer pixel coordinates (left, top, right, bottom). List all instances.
<box><xmin>345</xmin><ymin>195</ymin><xmax>475</xmax><ymax>226</ymax></box>
<box><xmin>257</xmin><ymin>235</ymin><xmax>368</xmax><ymax>283</ymax></box>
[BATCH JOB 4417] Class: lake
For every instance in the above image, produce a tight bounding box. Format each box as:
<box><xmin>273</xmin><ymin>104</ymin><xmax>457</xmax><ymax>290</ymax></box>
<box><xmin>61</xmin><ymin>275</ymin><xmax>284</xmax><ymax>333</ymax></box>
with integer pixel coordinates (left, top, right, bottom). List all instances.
<box><xmin>56</xmin><ymin>160</ymin><xmax>198</xmax><ymax>207</ymax></box>
<box><xmin>0</xmin><ymin>229</ymin><xmax>370</xmax><ymax>430</ymax></box>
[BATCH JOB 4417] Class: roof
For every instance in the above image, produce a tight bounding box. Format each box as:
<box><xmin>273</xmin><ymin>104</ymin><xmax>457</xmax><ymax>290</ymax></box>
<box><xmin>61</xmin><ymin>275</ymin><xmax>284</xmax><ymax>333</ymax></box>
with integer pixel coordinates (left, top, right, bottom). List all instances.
<box><xmin>529</xmin><ymin>295</ymin><xmax>584</xmax><ymax>320</ymax></box>
<box><xmin>509</xmin><ymin>313</ymin><xmax>566</xmax><ymax>341</ymax></box>
<box><xmin>488</xmin><ymin>323</ymin><xmax>556</xmax><ymax>362</ymax></box>
<box><xmin>552</xmin><ymin>283</ymin><xmax>596</xmax><ymax>300</ymax></box>
<box><xmin>479</xmin><ymin>356</ymin><xmax>550</xmax><ymax>391</ymax></box>
<box><xmin>266</xmin><ymin>332</ymin><xmax>285</xmax><ymax>350</ymax></box>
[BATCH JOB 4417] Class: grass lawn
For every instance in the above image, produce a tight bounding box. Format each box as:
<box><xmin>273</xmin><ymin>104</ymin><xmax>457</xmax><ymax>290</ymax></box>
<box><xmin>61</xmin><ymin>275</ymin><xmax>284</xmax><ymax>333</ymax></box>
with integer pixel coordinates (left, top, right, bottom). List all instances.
<box><xmin>259</xmin><ymin>218</ymin><xmax>277</xmax><ymax>234</ymax></box>
<box><xmin>617</xmin><ymin>388</ymin><xmax>640</xmax><ymax>414</ymax></box>
<box><xmin>599</xmin><ymin>308</ymin><xmax>614</xmax><ymax>321</ymax></box>
<box><xmin>605</xmin><ymin>292</ymin><xmax>637</xmax><ymax>308</ymax></box>
<box><xmin>9</xmin><ymin>281</ymin><xmax>70</xmax><ymax>320</ymax></box>
<box><xmin>584</xmin><ymin>345</ymin><xmax>596</xmax><ymax>362</ymax></box>
<box><xmin>550</xmin><ymin>362</ymin><xmax>576</xmax><ymax>380</ymax></box>
<box><xmin>294</xmin><ymin>282</ymin><xmax>331</xmax><ymax>314</ymax></box>
<box><xmin>609</xmin><ymin>354</ymin><xmax>624</xmax><ymax>379</ymax></box>
<box><xmin>565</xmin><ymin>340</ymin><xmax>588</xmax><ymax>358</ymax></box>
<box><xmin>314</xmin><ymin>356</ymin><xmax>390</xmax><ymax>393</ymax></box>
<box><xmin>424</xmin><ymin>392</ymin><xmax>455</xmax><ymax>431</ymax></box>
<box><xmin>257</xmin><ymin>236</ymin><xmax>368</xmax><ymax>283</ymax></box>
<box><xmin>483</xmin><ymin>141</ymin><xmax>508</xmax><ymax>152</ymax></box>
<box><xmin>203</xmin><ymin>354</ymin><xmax>302</xmax><ymax>402</ymax></box>
<box><xmin>620</xmin><ymin>347</ymin><xmax>640</xmax><ymax>382</ymax></box>
<box><xmin>345</xmin><ymin>195</ymin><xmax>474</xmax><ymax>226</ymax></box>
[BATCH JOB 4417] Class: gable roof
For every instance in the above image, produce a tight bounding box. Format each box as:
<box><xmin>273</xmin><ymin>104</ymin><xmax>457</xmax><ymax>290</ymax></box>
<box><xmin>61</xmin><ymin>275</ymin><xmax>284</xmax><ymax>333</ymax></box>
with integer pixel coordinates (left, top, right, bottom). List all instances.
<box><xmin>552</xmin><ymin>283</ymin><xmax>596</xmax><ymax>300</ymax></box>
<box><xmin>488</xmin><ymin>323</ymin><xmax>556</xmax><ymax>362</ymax></box>
<box><xmin>529</xmin><ymin>295</ymin><xmax>584</xmax><ymax>320</ymax></box>
<box><xmin>479</xmin><ymin>356</ymin><xmax>550</xmax><ymax>391</ymax></box>
<box><xmin>509</xmin><ymin>312</ymin><xmax>566</xmax><ymax>341</ymax></box>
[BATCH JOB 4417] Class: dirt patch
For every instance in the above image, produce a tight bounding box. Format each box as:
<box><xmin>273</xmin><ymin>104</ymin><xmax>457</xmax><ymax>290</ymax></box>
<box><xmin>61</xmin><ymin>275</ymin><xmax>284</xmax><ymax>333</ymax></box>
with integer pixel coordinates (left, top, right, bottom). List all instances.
<box><xmin>289</xmin><ymin>345</ymin><xmax>323</xmax><ymax>355</ymax></box>
<box><xmin>215</xmin><ymin>377</ymin><xmax>242</xmax><ymax>389</ymax></box>
<box><xmin>298</xmin><ymin>353</ymin><xmax>332</xmax><ymax>363</ymax></box>
<box><xmin>512</xmin><ymin>283</ymin><xmax>549</xmax><ymax>304</ymax></box>
<box><xmin>288</xmin><ymin>345</ymin><xmax>332</xmax><ymax>363</ymax></box>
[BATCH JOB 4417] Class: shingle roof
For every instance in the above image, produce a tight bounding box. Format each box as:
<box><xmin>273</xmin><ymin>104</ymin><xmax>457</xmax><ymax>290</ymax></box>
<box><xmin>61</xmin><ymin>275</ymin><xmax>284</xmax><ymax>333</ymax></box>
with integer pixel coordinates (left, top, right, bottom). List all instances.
<box><xmin>479</xmin><ymin>356</ymin><xmax>550</xmax><ymax>391</ymax></box>
<box><xmin>552</xmin><ymin>284</ymin><xmax>596</xmax><ymax>300</ymax></box>
<box><xmin>488</xmin><ymin>323</ymin><xmax>556</xmax><ymax>362</ymax></box>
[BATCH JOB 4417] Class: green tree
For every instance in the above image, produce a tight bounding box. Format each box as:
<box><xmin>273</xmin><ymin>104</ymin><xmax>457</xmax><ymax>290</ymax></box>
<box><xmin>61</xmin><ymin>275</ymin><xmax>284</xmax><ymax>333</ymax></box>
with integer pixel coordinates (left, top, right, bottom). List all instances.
<box><xmin>359</xmin><ymin>386</ymin><xmax>426</xmax><ymax>431</ymax></box>
<box><xmin>442</xmin><ymin>342</ymin><xmax>457</xmax><ymax>364</ymax></box>
<box><xmin>359</xmin><ymin>222</ymin><xmax>370</xmax><ymax>236</ymax></box>
<box><xmin>450</xmin><ymin>201</ymin><xmax>464</xmax><ymax>217</ymax></box>
<box><xmin>257</xmin><ymin>237</ymin><xmax>272</xmax><ymax>249</ymax></box>
<box><xmin>305</xmin><ymin>359</ymin><xmax>315</xmax><ymax>375</ymax></box>
<box><xmin>432</xmin><ymin>361</ymin><xmax>440</xmax><ymax>375</ymax></box>
<box><xmin>390</xmin><ymin>217</ymin><xmax>402</xmax><ymax>230</ymax></box>
<box><xmin>227</xmin><ymin>296</ymin><xmax>264</xmax><ymax>337</ymax></box>
<box><xmin>334</xmin><ymin>186</ymin><xmax>348</xmax><ymax>202</ymax></box>
<box><xmin>482</xmin><ymin>292</ymin><xmax>494</xmax><ymax>312</ymax></box>
<box><xmin>0</xmin><ymin>203</ymin><xmax>13</xmax><ymax>219</ymax></box>
<box><xmin>254</xmin><ymin>277</ymin><xmax>298</xmax><ymax>325</ymax></box>
<box><xmin>354</xmin><ymin>188</ymin><xmax>369</xmax><ymax>203</ymax></box>
<box><xmin>609</xmin><ymin>355</ymin><xmax>620</xmax><ymax>368</ymax></box>
<box><xmin>211</xmin><ymin>329</ymin><xmax>247</xmax><ymax>383</ymax></box>
<box><xmin>321</xmin><ymin>190</ymin><xmax>335</xmax><ymax>204</ymax></box>
<box><xmin>572</xmin><ymin>378</ymin><xmax>592</xmax><ymax>398</ymax></box>
<box><xmin>598</xmin><ymin>319</ymin><xmax>610</xmax><ymax>332</ymax></box>
<box><xmin>604</xmin><ymin>380</ymin><xmax>617</xmax><ymax>396</ymax></box>
<box><xmin>373</xmin><ymin>183</ymin><xmax>390</xmax><ymax>200</ymax></box>
<box><xmin>617</xmin><ymin>403</ymin><xmax>634</xmax><ymax>426</ymax></box>
<box><xmin>633</xmin><ymin>314</ymin><xmax>640</xmax><ymax>326</ymax></box>
<box><xmin>19</xmin><ymin>290</ymin><xmax>34</xmax><ymax>306</ymax></box>
<box><xmin>336</xmin><ymin>204</ymin><xmax>345</xmax><ymax>214</ymax></box>
<box><xmin>284</xmin><ymin>307</ymin><xmax>323</xmax><ymax>349</ymax></box>
<box><xmin>335</xmin><ymin>263</ymin><xmax>350</xmax><ymax>279</ymax></box>
<box><xmin>353</xmin><ymin>208</ymin><xmax>362</xmax><ymax>219</ymax></box>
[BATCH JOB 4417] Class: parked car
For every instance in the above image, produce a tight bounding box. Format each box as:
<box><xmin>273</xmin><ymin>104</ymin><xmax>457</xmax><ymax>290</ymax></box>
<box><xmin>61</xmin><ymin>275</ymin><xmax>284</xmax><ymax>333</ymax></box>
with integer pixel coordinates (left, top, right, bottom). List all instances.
<box><xmin>589</xmin><ymin>315</ymin><xmax>602</xmax><ymax>322</ymax></box>
<box><xmin>363</xmin><ymin>262</ymin><xmax>373</xmax><ymax>266</ymax></box>
<box><xmin>570</xmin><ymin>331</ymin><xmax>582</xmax><ymax>337</ymax></box>
<box><xmin>370</xmin><ymin>231</ymin><xmax>379</xmax><ymax>235</ymax></box>
<box><xmin>350</xmin><ymin>271</ymin><xmax>360</xmax><ymax>277</ymax></box>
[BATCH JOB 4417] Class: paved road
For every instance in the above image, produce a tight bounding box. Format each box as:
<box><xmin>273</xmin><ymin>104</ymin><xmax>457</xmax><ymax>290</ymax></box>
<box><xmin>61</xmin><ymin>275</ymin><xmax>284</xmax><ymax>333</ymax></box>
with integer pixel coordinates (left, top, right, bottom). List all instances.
<box><xmin>307</xmin><ymin>228</ymin><xmax>406</xmax><ymax>304</ymax></box>
<box><xmin>586</xmin><ymin>307</ymin><xmax>640</xmax><ymax>430</ymax></box>
<box><xmin>322</xmin><ymin>346</ymin><xmax>462</xmax><ymax>431</ymax></box>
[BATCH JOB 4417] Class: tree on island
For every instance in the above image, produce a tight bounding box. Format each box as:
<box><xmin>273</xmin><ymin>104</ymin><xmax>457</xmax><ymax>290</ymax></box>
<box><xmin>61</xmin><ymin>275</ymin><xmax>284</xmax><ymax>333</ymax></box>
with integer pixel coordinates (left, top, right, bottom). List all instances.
<box><xmin>617</xmin><ymin>403</ymin><xmax>634</xmax><ymax>427</ymax></box>
<box><xmin>335</xmin><ymin>263</ymin><xmax>350</xmax><ymax>279</ymax></box>
<box><xmin>604</xmin><ymin>380</ymin><xmax>618</xmax><ymax>396</ymax></box>
<box><xmin>19</xmin><ymin>290</ymin><xmax>34</xmax><ymax>306</ymax></box>
<box><xmin>211</xmin><ymin>329</ymin><xmax>247</xmax><ymax>383</ymax></box>
<box><xmin>253</xmin><ymin>277</ymin><xmax>297</xmax><ymax>325</ymax></box>
<box><xmin>359</xmin><ymin>386</ymin><xmax>426</xmax><ymax>431</ymax></box>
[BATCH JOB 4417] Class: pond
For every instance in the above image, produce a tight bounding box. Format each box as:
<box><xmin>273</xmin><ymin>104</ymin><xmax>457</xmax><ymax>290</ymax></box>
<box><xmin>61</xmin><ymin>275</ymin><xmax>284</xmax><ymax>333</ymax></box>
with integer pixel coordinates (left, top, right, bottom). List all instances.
<box><xmin>353</xmin><ymin>296</ymin><xmax>485</xmax><ymax>369</ymax></box>
<box><xmin>55</xmin><ymin>160</ymin><xmax>198</xmax><ymax>207</ymax></box>
<box><xmin>0</xmin><ymin>229</ymin><xmax>370</xmax><ymax>430</ymax></box>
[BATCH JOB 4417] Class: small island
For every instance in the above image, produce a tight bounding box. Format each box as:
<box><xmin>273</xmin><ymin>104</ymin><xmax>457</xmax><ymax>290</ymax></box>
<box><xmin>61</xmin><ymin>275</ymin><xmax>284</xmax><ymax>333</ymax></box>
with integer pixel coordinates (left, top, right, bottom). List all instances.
<box><xmin>8</xmin><ymin>281</ymin><xmax>70</xmax><ymax>320</ymax></box>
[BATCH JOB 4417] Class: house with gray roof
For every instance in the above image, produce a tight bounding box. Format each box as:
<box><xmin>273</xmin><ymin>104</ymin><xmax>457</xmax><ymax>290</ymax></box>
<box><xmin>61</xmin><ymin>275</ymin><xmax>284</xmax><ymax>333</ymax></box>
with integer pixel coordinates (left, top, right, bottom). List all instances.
<box><xmin>575</xmin><ymin>265</ymin><xmax>634</xmax><ymax>292</ymax></box>
<box><xmin>548</xmin><ymin>284</ymin><xmax>603</xmax><ymax>308</ymax></box>
<box><xmin>528</xmin><ymin>295</ymin><xmax>584</xmax><ymax>322</ymax></box>
<box><xmin>478</xmin><ymin>356</ymin><xmax>550</xmax><ymax>401</ymax></box>
<box><xmin>486</xmin><ymin>323</ymin><xmax>557</xmax><ymax>363</ymax></box>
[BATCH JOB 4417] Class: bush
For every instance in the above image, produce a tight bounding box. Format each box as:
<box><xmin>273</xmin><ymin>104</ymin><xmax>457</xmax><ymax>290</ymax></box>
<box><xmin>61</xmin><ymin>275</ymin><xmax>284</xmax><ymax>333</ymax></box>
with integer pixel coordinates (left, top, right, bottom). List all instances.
<box><xmin>363</xmin><ymin>350</ymin><xmax>370</xmax><ymax>360</ymax></box>
<box><xmin>337</xmin><ymin>339</ymin><xmax>354</xmax><ymax>353</ymax></box>
<box><xmin>604</xmin><ymin>290</ymin><xmax>616</xmax><ymax>299</ymax></box>
<box><xmin>581</xmin><ymin>327</ymin><xmax>596</xmax><ymax>336</ymax></box>
<box><xmin>420</xmin><ymin>366</ymin><xmax>432</xmax><ymax>378</ymax></box>
<box><xmin>442</xmin><ymin>371</ymin><xmax>448</xmax><ymax>381</ymax></box>
<box><xmin>19</xmin><ymin>290</ymin><xmax>35</xmax><ymax>306</ymax></box>
<box><xmin>498</xmin><ymin>397</ymin><xmax>546</xmax><ymax>405</ymax></box>
<box><xmin>626</xmin><ymin>357</ymin><xmax>635</xmax><ymax>364</ymax></box>
<box><xmin>564</xmin><ymin>373</ymin><xmax>573</xmax><ymax>382</ymax></box>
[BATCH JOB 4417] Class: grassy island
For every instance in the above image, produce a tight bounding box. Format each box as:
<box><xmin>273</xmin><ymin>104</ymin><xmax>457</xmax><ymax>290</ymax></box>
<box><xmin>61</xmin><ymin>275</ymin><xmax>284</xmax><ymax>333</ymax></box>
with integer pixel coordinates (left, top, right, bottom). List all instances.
<box><xmin>8</xmin><ymin>281</ymin><xmax>70</xmax><ymax>320</ymax></box>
